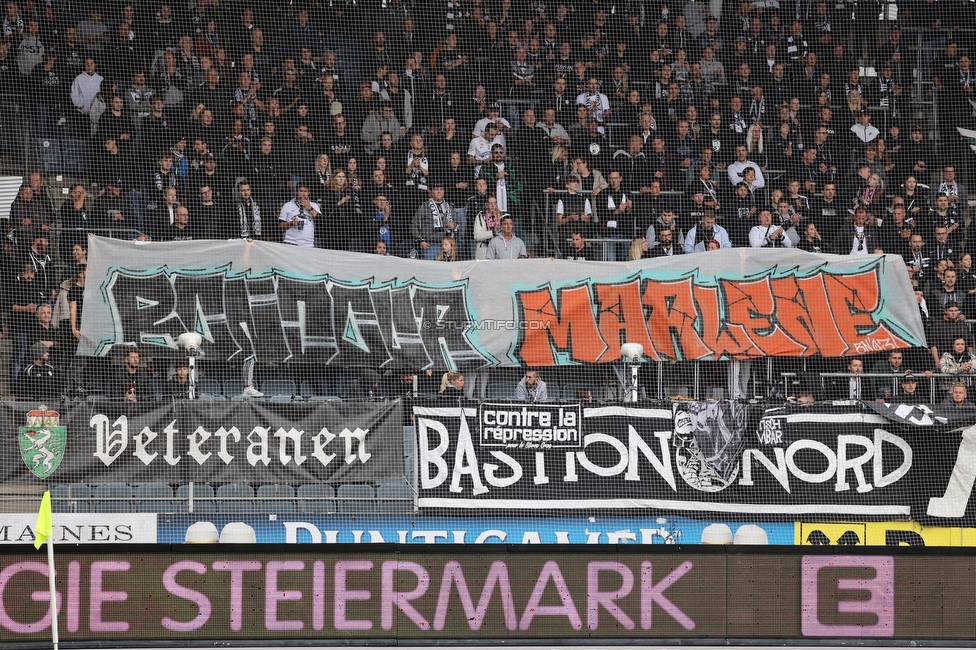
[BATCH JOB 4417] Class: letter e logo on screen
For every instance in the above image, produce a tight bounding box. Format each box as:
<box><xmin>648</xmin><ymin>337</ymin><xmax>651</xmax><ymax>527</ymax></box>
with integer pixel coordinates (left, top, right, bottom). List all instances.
<box><xmin>801</xmin><ymin>556</ymin><xmax>894</xmax><ymax>637</ymax></box>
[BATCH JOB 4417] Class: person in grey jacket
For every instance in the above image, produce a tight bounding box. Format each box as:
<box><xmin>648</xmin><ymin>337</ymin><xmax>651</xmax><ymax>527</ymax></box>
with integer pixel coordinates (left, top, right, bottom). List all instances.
<box><xmin>411</xmin><ymin>178</ymin><xmax>457</xmax><ymax>259</ymax></box>
<box><xmin>486</xmin><ymin>215</ymin><xmax>527</xmax><ymax>259</ymax></box>
<box><xmin>361</xmin><ymin>101</ymin><xmax>402</xmax><ymax>154</ymax></box>
<box><xmin>515</xmin><ymin>370</ymin><xmax>548</xmax><ymax>402</ymax></box>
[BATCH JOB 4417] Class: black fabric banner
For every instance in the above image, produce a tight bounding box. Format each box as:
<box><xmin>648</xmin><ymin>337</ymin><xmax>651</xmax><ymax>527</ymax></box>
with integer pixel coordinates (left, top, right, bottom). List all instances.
<box><xmin>414</xmin><ymin>400</ymin><xmax>976</xmax><ymax>523</ymax></box>
<box><xmin>4</xmin><ymin>400</ymin><xmax>404</xmax><ymax>485</ymax></box>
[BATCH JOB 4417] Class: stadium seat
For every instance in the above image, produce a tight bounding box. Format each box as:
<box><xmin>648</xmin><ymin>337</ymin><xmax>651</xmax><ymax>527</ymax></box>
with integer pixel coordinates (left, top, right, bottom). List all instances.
<box><xmin>34</xmin><ymin>138</ymin><xmax>62</xmax><ymax>173</ymax></box>
<box><xmin>134</xmin><ymin>482</ymin><xmax>175</xmax><ymax>513</ymax></box>
<box><xmin>198</xmin><ymin>393</ymin><xmax>227</xmax><ymax>401</ymax></box>
<box><xmin>375</xmin><ymin>480</ymin><xmax>414</xmax><ymax>514</ymax></box>
<box><xmin>336</xmin><ymin>484</ymin><xmax>375</xmax><ymax>514</ymax></box>
<box><xmin>93</xmin><ymin>482</ymin><xmax>134</xmax><ymax>513</ymax></box>
<box><xmin>0</xmin><ymin>101</ymin><xmax>24</xmax><ymax>156</ymax></box>
<box><xmin>50</xmin><ymin>483</ymin><xmax>75</xmax><ymax>513</ymax></box>
<box><xmin>223</xmin><ymin>379</ymin><xmax>244</xmax><ymax>396</ymax></box>
<box><xmin>297</xmin><ymin>484</ymin><xmax>336</xmax><ymax>514</ymax></box>
<box><xmin>256</xmin><ymin>483</ymin><xmax>296</xmax><ymax>514</ymax></box>
<box><xmin>562</xmin><ymin>383</ymin><xmax>597</xmax><ymax>401</ymax></box>
<box><xmin>198</xmin><ymin>377</ymin><xmax>223</xmax><ymax>396</ymax></box>
<box><xmin>262</xmin><ymin>380</ymin><xmax>297</xmax><ymax>397</ymax></box>
<box><xmin>300</xmin><ymin>381</ymin><xmax>320</xmax><ymax>398</ymax></box>
<box><xmin>216</xmin><ymin>482</ymin><xmax>256</xmax><ymax>514</ymax></box>
<box><xmin>268</xmin><ymin>394</ymin><xmax>297</xmax><ymax>403</ymax></box>
<box><xmin>61</xmin><ymin>138</ymin><xmax>92</xmax><ymax>175</ymax></box>
<box><xmin>486</xmin><ymin>381</ymin><xmax>518</xmax><ymax>400</ymax></box>
<box><xmin>176</xmin><ymin>483</ymin><xmax>216</xmax><ymax>514</ymax></box>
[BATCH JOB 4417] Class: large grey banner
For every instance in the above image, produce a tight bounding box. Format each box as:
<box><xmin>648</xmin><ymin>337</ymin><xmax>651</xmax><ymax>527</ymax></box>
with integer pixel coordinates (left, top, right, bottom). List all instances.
<box><xmin>80</xmin><ymin>237</ymin><xmax>925</xmax><ymax>369</ymax></box>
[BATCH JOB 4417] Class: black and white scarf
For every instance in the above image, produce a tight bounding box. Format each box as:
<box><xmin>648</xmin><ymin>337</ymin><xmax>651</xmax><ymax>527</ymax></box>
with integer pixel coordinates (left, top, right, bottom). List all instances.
<box><xmin>428</xmin><ymin>199</ymin><xmax>452</xmax><ymax>229</ymax></box>
<box><xmin>939</xmin><ymin>181</ymin><xmax>959</xmax><ymax>198</ymax></box>
<box><xmin>748</xmin><ymin>96</ymin><xmax>766</xmax><ymax>123</ymax></box>
<box><xmin>236</xmin><ymin>199</ymin><xmax>262</xmax><ymax>238</ymax></box>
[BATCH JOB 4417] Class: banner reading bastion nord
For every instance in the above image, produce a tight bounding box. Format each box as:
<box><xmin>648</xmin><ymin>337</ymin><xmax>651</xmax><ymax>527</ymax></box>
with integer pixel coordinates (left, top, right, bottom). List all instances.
<box><xmin>79</xmin><ymin>237</ymin><xmax>925</xmax><ymax>368</ymax></box>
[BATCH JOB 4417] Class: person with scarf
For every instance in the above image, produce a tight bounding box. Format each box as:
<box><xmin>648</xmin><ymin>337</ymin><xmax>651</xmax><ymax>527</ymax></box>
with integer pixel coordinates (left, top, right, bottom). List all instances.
<box><xmin>411</xmin><ymin>178</ymin><xmax>457</xmax><ymax>260</ymax></box>
<box><xmin>684</xmin><ymin>211</ymin><xmax>732</xmax><ymax>253</ymax></box>
<box><xmin>234</xmin><ymin>181</ymin><xmax>262</xmax><ymax>240</ymax></box>
<box><xmin>851</xmin><ymin>172</ymin><xmax>885</xmax><ymax>220</ymax></box>
<box><xmin>931</xmin><ymin>165</ymin><xmax>969</xmax><ymax>212</ymax></box>
<box><xmin>749</xmin><ymin>209</ymin><xmax>794</xmax><ymax>249</ymax></box>
<box><xmin>831</xmin><ymin>206</ymin><xmax>876</xmax><ymax>255</ymax></box>
<box><xmin>941</xmin><ymin>337</ymin><xmax>976</xmax><ymax>391</ymax></box>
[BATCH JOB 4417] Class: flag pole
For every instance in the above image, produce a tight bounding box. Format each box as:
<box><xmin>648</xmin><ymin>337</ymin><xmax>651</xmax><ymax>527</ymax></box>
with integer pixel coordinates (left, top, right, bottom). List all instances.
<box><xmin>34</xmin><ymin>491</ymin><xmax>58</xmax><ymax>650</ymax></box>
<box><xmin>46</xmin><ymin>535</ymin><xmax>58</xmax><ymax>650</ymax></box>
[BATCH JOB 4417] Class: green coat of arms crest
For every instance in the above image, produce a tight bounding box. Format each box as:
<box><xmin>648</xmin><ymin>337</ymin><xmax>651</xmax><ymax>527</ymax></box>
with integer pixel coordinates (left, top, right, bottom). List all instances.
<box><xmin>19</xmin><ymin>406</ymin><xmax>66</xmax><ymax>479</ymax></box>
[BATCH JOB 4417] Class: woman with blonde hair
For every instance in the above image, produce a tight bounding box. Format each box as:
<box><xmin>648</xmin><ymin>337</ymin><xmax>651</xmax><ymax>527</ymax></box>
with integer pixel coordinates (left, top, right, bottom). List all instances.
<box><xmin>746</xmin><ymin>122</ymin><xmax>764</xmax><ymax>155</ymax></box>
<box><xmin>627</xmin><ymin>237</ymin><xmax>646</xmax><ymax>261</ymax></box>
<box><xmin>322</xmin><ymin>170</ymin><xmax>360</xmax><ymax>250</ymax></box>
<box><xmin>547</xmin><ymin>145</ymin><xmax>572</xmax><ymax>189</ymax></box>
<box><xmin>309</xmin><ymin>153</ymin><xmax>332</xmax><ymax>200</ymax></box>
<box><xmin>846</xmin><ymin>90</ymin><xmax>867</xmax><ymax>124</ymax></box>
<box><xmin>745</xmin><ymin>122</ymin><xmax>769</xmax><ymax>175</ymax></box>
<box><xmin>439</xmin><ymin>371</ymin><xmax>465</xmax><ymax>396</ymax></box>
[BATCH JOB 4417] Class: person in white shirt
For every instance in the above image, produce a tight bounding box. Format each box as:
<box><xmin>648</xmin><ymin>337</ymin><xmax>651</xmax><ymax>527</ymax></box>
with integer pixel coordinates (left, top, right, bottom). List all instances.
<box><xmin>727</xmin><ymin>144</ymin><xmax>766</xmax><ymax>188</ymax></box>
<box><xmin>467</xmin><ymin>121</ymin><xmax>502</xmax><ymax>176</ymax></box>
<box><xmin>486</xmin><ymin>214</ymin><xmax>527</xmax><ymax>259</ymax></box>
<box><xmin>278</xmin><ymin>183</ymin><xmax>320</xmax><ymax>247</ymax></box>
<box><xmin>850</xmin><ymin>111</ymin><xmax>880</xmax><ymax>145</ymax></box>
<box><xmin>472</xmin><ymin>102</ymin><xmax>511</xmax><ymax>149</ymax></box>
<box><xmin>575</xmin><ymin>77</ymin><xmax>612</xmax><ymax>123</ymax></box>
<box><xmin>70</xmin><ymin>57</ymin><xmax>103</xmax><ymax>118</ymax></box>
<box><xmin>749</xmin><ymin>209</ymin><xmax>794</xmax><ymax>248</ymax></box>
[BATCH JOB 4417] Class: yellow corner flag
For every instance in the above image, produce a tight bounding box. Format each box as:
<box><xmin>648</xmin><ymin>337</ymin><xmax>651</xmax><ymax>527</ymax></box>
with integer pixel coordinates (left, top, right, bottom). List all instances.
<box><xmin>34</xmin><ymin>491</ymin><xmax>52</xmax><ymax>550</ymax></box>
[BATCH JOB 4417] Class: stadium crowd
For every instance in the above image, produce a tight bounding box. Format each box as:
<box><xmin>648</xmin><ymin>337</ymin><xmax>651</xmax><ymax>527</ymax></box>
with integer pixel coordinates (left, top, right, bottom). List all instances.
<box><xmin>2</xmin><ymin>0</ymin><xmax>976</xmax><ymax>401</ymax></box>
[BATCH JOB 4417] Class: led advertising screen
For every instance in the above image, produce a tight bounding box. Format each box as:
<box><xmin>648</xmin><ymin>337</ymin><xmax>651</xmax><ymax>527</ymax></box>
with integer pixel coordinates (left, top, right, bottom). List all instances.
<box><xmin>0</xmin><ymin>548</ymin><xmax>974</xmax><ymax>642</ymax></box>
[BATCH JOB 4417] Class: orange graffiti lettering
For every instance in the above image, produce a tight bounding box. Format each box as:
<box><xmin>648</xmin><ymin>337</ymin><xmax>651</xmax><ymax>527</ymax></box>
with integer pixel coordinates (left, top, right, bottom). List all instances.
<box><xmin>642</xmin><ymin>278</ymin><xmax>710</xmax><ymax>361</ymax></box>
<box><xmin>594</xmin><ymin>280</ymin><xmax>658</xmax><ymax>361</ymax></box>
<box><xmin>516</xmin><ymin>285</ymin><xmax>607</xmax><ymax>365</ymax></box>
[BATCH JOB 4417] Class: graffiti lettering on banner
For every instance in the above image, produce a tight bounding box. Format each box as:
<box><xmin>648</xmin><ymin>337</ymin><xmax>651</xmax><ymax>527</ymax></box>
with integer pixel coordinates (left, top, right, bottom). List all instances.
<box><xmin>80</xmin><ymin>239</ymin><xmax>925</xmax><ymax>366</ymax></box>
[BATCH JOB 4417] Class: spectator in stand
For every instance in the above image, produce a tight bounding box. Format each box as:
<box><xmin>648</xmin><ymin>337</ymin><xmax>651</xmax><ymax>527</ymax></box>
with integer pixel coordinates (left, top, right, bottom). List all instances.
<box><xmin>278</xmin><ymin>183</ymin><xmax>320</xmax><ymax>248</ymax></box>
<box><xmin>728</xmin><ymin>144</ymin><xmax>766</xmax><ymax>189</ymax></box>
<box><xmin>439</xmin><ymin>371</ymin><xmax>465</xmax><ymax>398</ymax></box>
<box><xmin>113</xmin><ymin>346</ymin><xmax>155</xmax><ymax>402</ymax></box>
<box><xmin>932</xmin><ymin>165</ymin><xmax>968</xmax><ymax>211</ymax></box>
<box><xmin>70</xmin><ymin>57</ymin><xmax>102</xmax><ymax>132</ymax></box>
<box><xmin>411</xmin><ymin>177</ymin><xmax>457</xmax><ymax>260</ymax></box>
<box><xmin>828</xmin><ymin>357</ymin><xmax>865</xmax><ymax>400</ymax></box>
<box><xmin>16</xmin><ymin>342</ymin><xmax>60</xmax><ymax>401</ymax></box>
<box><xmin>564</xmin><ymin>228</ymin><xmax>597</xmax><ymax>261</ymax></box>
<box><xmin>8</xmin><ymin>262</ymin><xmax>48</xmax><ymax>390</ymax></box>
<box><xmin>486</xmin><ymin>215</ymin><xmax>527</xmax><ymax>260</ymax></box>
<box><xmin>750</xmin><ymin>209</ymin><xmax>794</xmax><ymax>249</ymax></box>
<box><xmin>234</xmin><ymin>181</ymin><xmax>263</xmax><ymax>240</ymax></box>
<box><xmin>941</xmin><ymin>383</ymin><xmax>976</xmax><ymax>409</ymax></box>
<box><xmin>685</xmin><ymin>212</ymin><xmax>732</xmax><ymax>253</ymax></box>
<box><xmin>516</xmin><ymin>370</ymin><xmax>549</xmax><ymax>402</ymax></box>
<box><xmin>940</xmin><ymin>337</ymin><xmax>976</xmax><ymax>390</ymax></box>
<box><xmin>930</xmin><ymin>301</ymin><xmax>973</xmax><ymax>369</ymax></box>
